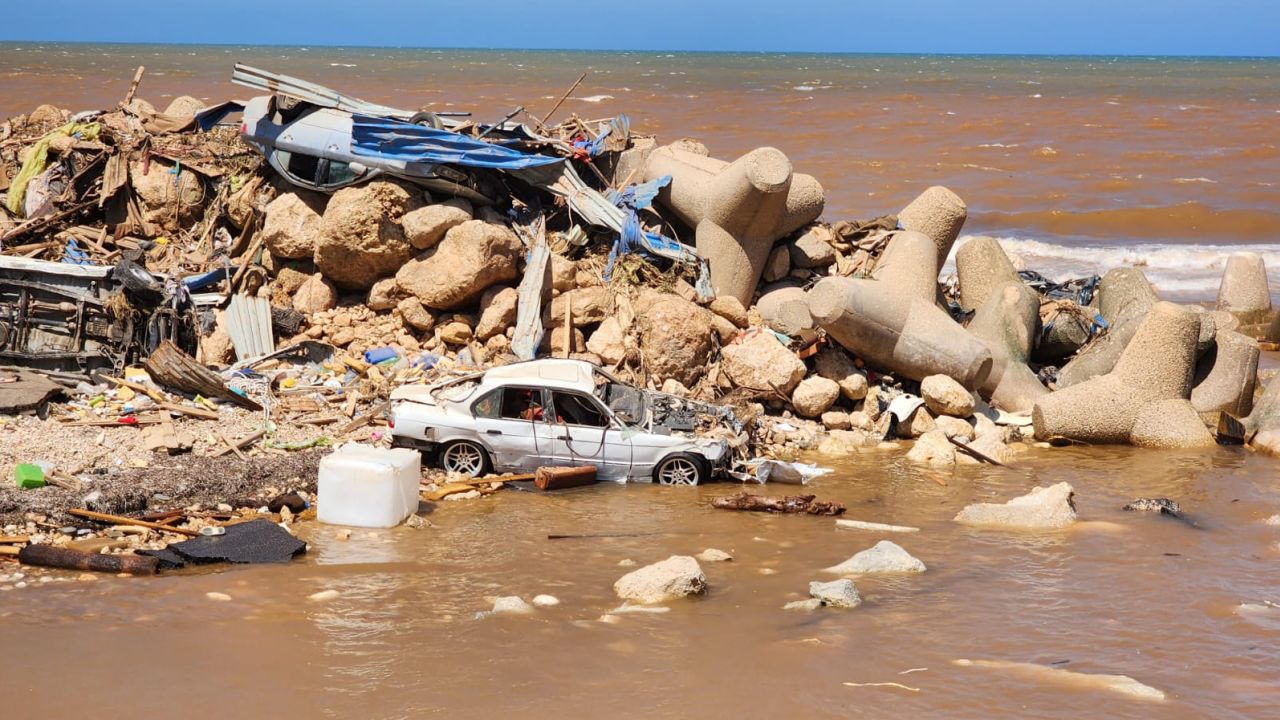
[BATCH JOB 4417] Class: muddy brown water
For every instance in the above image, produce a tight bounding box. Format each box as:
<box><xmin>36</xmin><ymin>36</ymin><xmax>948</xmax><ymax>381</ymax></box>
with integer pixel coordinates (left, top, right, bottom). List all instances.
<box><xmin>3</xmin><ymin>445</ymin><xmax>1280</xmax><ymax>719</ymax></box>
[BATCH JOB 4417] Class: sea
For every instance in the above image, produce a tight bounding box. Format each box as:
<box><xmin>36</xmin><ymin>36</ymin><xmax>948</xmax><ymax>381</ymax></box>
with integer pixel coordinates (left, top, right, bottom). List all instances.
<box><xmin>2</xmin><ymin>43</ymin><xmax>1278</xmax><ymax>301</ymax></box>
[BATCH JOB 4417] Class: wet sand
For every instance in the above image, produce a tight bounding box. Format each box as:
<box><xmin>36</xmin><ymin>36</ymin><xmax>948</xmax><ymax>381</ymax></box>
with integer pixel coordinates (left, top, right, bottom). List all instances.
<box><xmin>3</xmin><ymin>445</ymin><xmax>1279</xmax><ymax>718</ymax></box>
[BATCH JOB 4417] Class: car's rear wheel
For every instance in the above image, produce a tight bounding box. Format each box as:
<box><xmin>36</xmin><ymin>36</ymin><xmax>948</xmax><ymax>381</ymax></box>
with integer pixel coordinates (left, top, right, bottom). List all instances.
<box><xmin>440</xmin><ymin>441</ymin><xmax>491</xmax><ymax>478</ymax></box>
<box><xmin>653</xmin><ymin>453</ymin><xmax>707</xmax><ymax>486</ymax></box>
<box><xmin>410</xmin><ymin>111</ymin><xmax>444</xmax><ymax>130</ymax></box>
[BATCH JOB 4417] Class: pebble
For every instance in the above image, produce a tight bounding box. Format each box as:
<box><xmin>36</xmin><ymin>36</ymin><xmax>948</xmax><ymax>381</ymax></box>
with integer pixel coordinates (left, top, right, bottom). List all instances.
<box><xmin>58</xmin><ymin>526</ymin><xmax>77</xmax><ymax>535</ymax></box>
<box><xmin>758</xmin><ymin>568</ymin><xmax>778</xmax><ymax>576</ymax></box>
<box><xmin>697</xmin><ymin>548</ymin><xmax>733</xmax><ymax>562</ymax></box>
<box><xmin>308</xmin><ymin>589</ymin><xmax>341</xmax><ymax>602</ymax></box>
<box><xmin>617</xmin><ymin>559</ymin><xmax>636</xmax><ymax>567</ymax></box>
<box><xmin>336</xmin><ymin>529</ymin><xmax>352</xmax><ymax>541</ymax></box>
<box><xmin>206</xmin><ymin>592</ymin><xmax>233</xmax><ymax>601</ymax></box>
<box><xmin>531</xmin><ymin>594</ymin><xmax>560</xmax><ymax>607</ymax></box>
<box><xmin>15</xmin><ymin>582</ymin><xmax>28</xmax><ymax>589</ymax></box>
<box><xmin>491</xmin><ymin>596</ymin><xmax>535</xmax><ymax>615</ymax></box>
<box><xmin>77</xmin><ymin>573</ymin><xmax>98</xmax><ymax>582</ymax></box>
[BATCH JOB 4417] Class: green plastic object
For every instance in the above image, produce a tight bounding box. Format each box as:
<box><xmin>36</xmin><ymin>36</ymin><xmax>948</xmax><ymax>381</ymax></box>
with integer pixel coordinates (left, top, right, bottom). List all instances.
<box><xmin>15</xmin><ymin>463</ymin><xmax>46</xmax><ymax>489</ymax></box>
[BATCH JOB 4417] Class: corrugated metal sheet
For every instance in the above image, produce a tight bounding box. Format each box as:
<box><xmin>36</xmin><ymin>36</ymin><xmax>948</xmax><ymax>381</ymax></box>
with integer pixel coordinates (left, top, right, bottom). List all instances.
<box><xmin>226</xmin><ymin>294</ymin><xmax>273</xmax><ymax>362</ymax></box>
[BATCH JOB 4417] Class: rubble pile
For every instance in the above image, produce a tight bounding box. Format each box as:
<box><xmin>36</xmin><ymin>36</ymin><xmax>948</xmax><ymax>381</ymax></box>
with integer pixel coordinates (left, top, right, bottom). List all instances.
<box><xmin>2</xmin><ymin>63</ymin><xmax>1280</xmax><ymax>578</ymax></box>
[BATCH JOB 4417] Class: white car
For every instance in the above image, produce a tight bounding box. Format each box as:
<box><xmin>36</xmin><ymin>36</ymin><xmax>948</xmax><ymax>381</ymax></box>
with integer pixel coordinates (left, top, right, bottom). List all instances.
<box><xmin>389</xmin><ymin>359</ymin><xmax>741</xmax><ymax>485</ymax></box>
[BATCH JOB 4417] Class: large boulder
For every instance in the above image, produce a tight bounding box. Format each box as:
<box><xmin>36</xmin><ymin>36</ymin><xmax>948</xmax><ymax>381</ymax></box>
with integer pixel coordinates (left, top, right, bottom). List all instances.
<box><xmin>475</xmin><ymin>286</ymin><xmax>518</xmax><ymax>341</ymax></box>
<box><xmin>261</xmin><ymin>191</ymin><xmax>326</xmax><ymax>259</ymax></box>
<box><xmin>792</xmin><ymin>376</ymin><xmax>840</xmax><ymax>417</ymax></box>
<box><xmin>922</xmin><ymin>374</ymin><xmax>974</xmax><ymax>417</ymax></box>
<box><xmin>131</xmin><ymin>159</ymin><xmax>204</xmax><ymax>232</ymax></box>
<box><xmin>396</xmin><ymin>220</ymin><xmax>522</xmax><ymax>309</ymax></box>
<box><xmin>315</xmin><ymin>181</ymin><xmax>421</xmax><ymax>289</ymax></box>
<box><xmin>292</xmin><ymin>274</ymin><xmax>337</xmax><ymax>314</ymax></box>
<box><xmin>637</xmin><ymin>295</ymin><xmax>715</xmax><ymax>387</ymax></box>
<box><xmin>823</xmin><ymin>540</ymin><xmax>926</xmax><ymax>574</ymax></box>
<box><xmin>587</xmin><ymin>317</ymin><xmax>628</xmax><ymax>365</ymax></box>
<box><xmin>721</xmin><ymin>331</ymin><xmax>806</xmax><ymax>394</ymax></box>
<box><xmin>401</xmin><ymin>198</ymin><xmax>472</xmax><ymax>250</ymax></box>
<box><xmin>614</xmin><ymin>556</ymin><xmax>707</xmax><ymax>605</ymax></box>
<box><xmin>396</xmin><ymin>297</ymin><xmax>435</xmax><ymax>333</ymax></box>
<box><xmin>954</xmin><ymin>483</ymin><xmax>1077</xmax><ymax>529</ymax></box>
<box><xmin>547</xmin><ymin>287</ymin><xmax>611</xmax><ymax>327</ymax></box>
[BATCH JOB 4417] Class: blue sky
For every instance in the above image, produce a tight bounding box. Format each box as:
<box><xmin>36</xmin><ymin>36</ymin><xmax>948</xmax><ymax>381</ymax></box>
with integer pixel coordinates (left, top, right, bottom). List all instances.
<box><xmin>1</xmin><ymin>0</ymin><xmax>1276</xmax><ymax>56</ymax></box>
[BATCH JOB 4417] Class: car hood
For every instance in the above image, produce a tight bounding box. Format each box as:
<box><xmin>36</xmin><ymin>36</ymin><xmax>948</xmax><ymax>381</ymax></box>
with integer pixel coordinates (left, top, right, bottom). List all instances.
<box><xmin>389</xmin><ymin>384</ymin><xmax>437</xmax><ymax>405</ymax></box>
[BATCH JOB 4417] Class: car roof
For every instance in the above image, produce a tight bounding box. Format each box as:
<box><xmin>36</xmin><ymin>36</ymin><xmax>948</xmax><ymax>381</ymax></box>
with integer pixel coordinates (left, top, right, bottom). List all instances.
<box><xmin>479</xmin><ymin>358</ymin><xmax>599</xmax><ymax>394</ymax></box>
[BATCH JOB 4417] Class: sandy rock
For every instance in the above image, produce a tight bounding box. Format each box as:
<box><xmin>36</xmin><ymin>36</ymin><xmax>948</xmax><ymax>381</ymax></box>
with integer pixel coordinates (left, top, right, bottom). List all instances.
<box><xmin>316</xmin><ymin>181</ymin><xmax>420</xmax><ymax>289</ymax></box>
<box><xmin>547</xmin><ymin>287</ymin><xmax>611</xmax><ymax>327</ymax></box>
<box><xmin>814</xmin><ymin>347</ymin><xmax>869</xmax><ymax>401</ymax></box>
<box><xmin>196</xmin><ymin>310</ymin><xmax>234</xmax><ymax>366</ymax></box>
<box><xmin>762</xmin><ymin>244</ymin><xmax>791</xmax><ymax>283</ymax></box>
<box><xmin>475</xmin><ymin>287</ymin><xmax>518</xmax><ymax>341</ymax></box>
<box><xmin>1130</xmin><ymin>398</ymin><xmax>1214</xmax><ymax>448</ymax></box>
<box><xmin>402</xmin><ymin>198</ymin><xmax>473</xmax><ymax>250</ymax></box>
<box><xmin>131</xmin><ymin>159</ymin><xmax>205</xmax><ymax>231</ymax></box>
<box><xmin>709</xmin><ymin>295</ymin><xmax>749</xmax><ymax>327</ymax></box>
<box><xmin>587</xmin><ymin>317</ymin><xmax>628</xmax><ymax>365</ymax></box>
<box><xmin>922</xmin><ymin>374</ymin><xmax>975</xmax><ymax>417</ymax></box>
<box><xmin>575</xmin><ymin>266</ymin><xmax>601</xmax><ymax>289</ymax></box>
<box><xmin>897</xmin><ymin>407</ymin><xmax>936</xmax><ymax>439</ymax></box>
<box><xmin>905</xmin><ymin>429</ymin><xmax>955</xmax><ymax>466</ymax></box>
<box><xmin>696</xmin><ymin>548</ymin><xmax>733</xmax><ymax>562</ymax></box>
<box><xmin>531</xmin><ymin>594</ymin><xmax>560</xmax><ymax>607</ymax></box>
<box><xmin>710</xmin><ymin>313</ymin><xmax>740</xmax><ymax>344</ymax></box>
<box><xmin>550</xmin><ymin>252</ymin><xmax>576</xmax><ymax>292</ymax></box>
<box><xmin>366</xmin><ymin>277</ymin><xmax>405</xmax><ymax>311</ymax></box>
<box><xmin>822</xmin><ymin>411</ymin><xmax>851</xmax><ymax>430</ymax></box>
<box><xmin>955</xmin><ymin>433</ymin><xmax>1017</xmax><ymax>465</ymax></box>
<box><xmin>788</xmin><ymin>225</ymin><xmax>837</xmax><ymax>268</ymax></box>
<box><xmin>954</xmin><ymin>482</ymin><xmax>1077</xmax><ymax>529</ymax></box>
<box><xmin>162</xmin><ymin>95</ymin><xmax>206</xmax><ymax>118</ymax></box>
<box><xmin>542</xmin><ymin>326</ymin><xmax>586</xmax><ymax>354</ymax></box>
<box><xmin>396</xmin><ymin>297</ymin><xmax>436</xmax><ymax>333</ymax></box>
<box><xmin>614</xmin><ymin>555</ymin><xmax>707</xmax><ymax>605</ymax></box>
<box><xmin>824</xmin><ymin>540</ymin><xmax>926</xmax><ymax>574</ymax></box>
<box><xmin>637</xmin><ymin>295</ymin><xmax>714</xmax><ymax>388</ymax></box>
<box><xmin>261</xmin><ymin>192</ymin><xmax>326</xmax><ymax>259</ymax></box>
<box><xmin>808</xmin><ymin>579</ymin><xmax>862</xmax><ymax>608</ymax></box>
<box><xmin>491</xmin><ymin>596</ymin><xmax>535</xmax><ymax>615</ymax></box>
<box><xmin>847</xmin><ymin>410</ymin><xmax>874</xmax><ymax>431</ymax></box>
<box><xmin>439</xmin><ymin>321</ymin><xmax>474</xmax><ymax>345</ymax></box>
<box><xmin>661</xmin><ymin>379</ymin><xmax>690</xmax><ymax>397</ymax></box>
<box><xmin>271</xmin><ymin>267</ymin><xmax>311</xmax><ymax>308</ymax></box>
<box><xmin>292</xmin><ymin>275</ymin><xmax>337</xmax><ymax>314</ymax></box>
<box><xmin>792</xmin><ymin>376</ymin><xmax>840</xmax><ymax>418</ymax></box>
<box><xmin>396</xmin><ymin>220</ymin><xmax>522</xmax><ymax>308</ymax></box>
<box><xmin>28</xmin><ymin>104</ymin><xmax>66</xmax><ymax>126</ymax></box>
<box><xmin>933</xmin><ymin>415</ymin><xmax>976</xmax><ymax>441</ymax></box>
<box><xmin>722</xmin><ymin>331</ymin><xmax>807</xmax><ymax>394</ymax></box>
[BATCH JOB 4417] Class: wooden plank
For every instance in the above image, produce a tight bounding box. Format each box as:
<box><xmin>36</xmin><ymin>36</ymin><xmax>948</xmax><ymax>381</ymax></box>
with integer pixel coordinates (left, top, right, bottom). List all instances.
<box><xmin>67</xmin><ymin>509</ymin><xmax>200</xmax><ymax>537</ymax></box>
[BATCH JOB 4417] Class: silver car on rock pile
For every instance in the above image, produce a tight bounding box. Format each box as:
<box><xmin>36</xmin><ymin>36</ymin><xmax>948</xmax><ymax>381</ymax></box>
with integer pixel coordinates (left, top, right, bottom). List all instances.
<box><xmin>389</xmin><ymin>359</ymin><xmax>740</xmax><ymax>485</ymax></box>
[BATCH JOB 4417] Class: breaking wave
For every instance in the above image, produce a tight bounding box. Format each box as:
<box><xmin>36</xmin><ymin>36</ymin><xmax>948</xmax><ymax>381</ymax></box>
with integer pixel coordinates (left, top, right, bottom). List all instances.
<box><xmin>944</xmin><ymin>235</ymin><xmax>1280</xmax><ymax>302</ymax></box>
<box><xmin>575</xmin><ymin>94</ymin><xmax>614</xmax><ymax>103</ymax></box>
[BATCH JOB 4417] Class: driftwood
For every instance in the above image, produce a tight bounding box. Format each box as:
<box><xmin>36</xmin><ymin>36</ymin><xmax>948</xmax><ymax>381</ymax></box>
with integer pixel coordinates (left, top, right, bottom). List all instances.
<box><xmin>712</xmin><ymin>492</ymin><xmax>845</xmax><ymax>516</ymax></box>
<box><xmin>535</xmin><ymin>465</ymin><xmax>598</xmax><ymax>491</ymax></box>
<box><xmin>19</xmin><ymin>544</ymin><xmax>158</xmax><ymax>575</ymax></box>
<box><xmin>68</xmin><ymin>508</ymin><xmax>201</xmax><ymax>537</ymax></box>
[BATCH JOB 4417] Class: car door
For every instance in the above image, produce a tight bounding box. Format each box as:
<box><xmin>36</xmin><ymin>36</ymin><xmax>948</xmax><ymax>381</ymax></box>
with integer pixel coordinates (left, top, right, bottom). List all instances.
<box><xmin>469</xmin><ymin>386</ymin><xmax>557</xmax><ymax>472</ymax></box>
<box><xmin>546</xmin><ymin>390</ymin><xmax>633</xmax><ymax>482</ymax></box>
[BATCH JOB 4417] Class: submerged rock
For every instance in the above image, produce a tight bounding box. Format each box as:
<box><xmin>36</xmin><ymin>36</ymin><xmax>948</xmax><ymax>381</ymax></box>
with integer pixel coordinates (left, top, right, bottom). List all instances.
<box><xmin>614</xmin><ymin>555</ymin><xmax>707</xmax><ymax>605</ymax></box>
<box><xmin>808</xmin><ymin>579</ymin><xmax>862</xmax><ymax>608</ymax></box>
<box><xmin>491</xmin><ymin>596</ymin><xmax>535</xmax><ymax>615</ymax></box>
<box><xmin>824</xmin><ymin>540</ymin><xmax>926</xmax><ymax>575</ymax></box>
<box><xmin>953</xmin><ymin>658</ymin><xmax>1165</xmax><ymax>702</ymax></box>
<box><xmin>696</xmin><ymin>548</ymin><xmax>733</xmax><ymax>562</ymax></box>
<box><xmin>954</xmin><ymin>482</ymin><xmax>1077</xmax><ymax>529</ymax></box>
<box><xmin>906</xmin><ymin>429</ymin><xmax>956</xmax><ymax>466</ymax></box>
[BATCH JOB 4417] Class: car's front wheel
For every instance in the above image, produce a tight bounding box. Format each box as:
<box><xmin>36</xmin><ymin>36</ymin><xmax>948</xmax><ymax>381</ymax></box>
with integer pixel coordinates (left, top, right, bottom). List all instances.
<box><xmin>653</xmin><ymin>453</ymin><xmax>707</xmax><ymax>486</ymax></box>
<box><xmin>440</xmin><ymin>441</ymin><xmax>491</xmax><ymax>478</ymax></box>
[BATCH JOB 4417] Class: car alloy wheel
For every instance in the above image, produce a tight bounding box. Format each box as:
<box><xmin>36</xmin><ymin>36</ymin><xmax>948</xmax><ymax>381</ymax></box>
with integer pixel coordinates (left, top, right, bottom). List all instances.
<box><xmin>655</xmin><ymin>455</ymin><xmax>703</xmax><ymax>486</ymax></box>
<box><xmin>441</xmin><ymin>441</ymin><xmax>488</xmax><ymax>477</ymax></box>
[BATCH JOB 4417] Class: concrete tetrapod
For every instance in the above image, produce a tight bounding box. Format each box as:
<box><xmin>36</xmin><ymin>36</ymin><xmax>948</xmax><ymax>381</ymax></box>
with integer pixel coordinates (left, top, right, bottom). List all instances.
<box><xmin>1033</xmin><ymin>301</ymin><xmax>1200</xmax><ymax>444</ymax></box>
<box><xmin>807</xmin><ymin>231</ymin><xmax>993</xmax><ymax>390</ymax></box>
<box><xmin>642</xmin><ymin>143</ymin><xmax>824</xmax><ymax>305</ymax></box>
<box><xmin>1243</xmin><ymin>375</ymin><xmax>1280</xmax><ymax>456</ymax></box>
<box><xmin>897</xmin><ymin>186</ymin><xmax>968</xmax><ymax>272</ymax></box>
<box><xmin>1056</xmin><ymin>267</ymin><xmax>1159</xmax><ymax>388</ymax></box>
<box><xmin>955</xmin><ymin>236</ymin><xmax>1021</xmax><ymax>313</ymax></box>
<box><xmin>1216</xmin><ymin>252</ymin><xmax>1279</xmax><ymax>341</ymax></box>
<box><xmin>1190</xmin><ymin>328</ymin><xmax>1259</xmax><ymax>416</ymax></box>
<box><xmin>967</xmin><ymin>280</ymin><xmax>1049</xmax><ymax>413</ymax></box>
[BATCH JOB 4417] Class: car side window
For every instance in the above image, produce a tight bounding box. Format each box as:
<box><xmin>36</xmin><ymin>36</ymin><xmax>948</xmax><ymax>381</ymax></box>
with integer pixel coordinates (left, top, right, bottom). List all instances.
<box><xmin>549</xmin><ymin>391</ymin><xmax>610</xmax><ymax>428</ymax></box>
<box><xmin>499</xmin><ymin>387</ymin><xmax>545</xmax><ymax>421</ymax></box>
<box><xmin>472</xmin><ymin>388</ymin><xmax>502</xmax><ymax>419</ymax></box>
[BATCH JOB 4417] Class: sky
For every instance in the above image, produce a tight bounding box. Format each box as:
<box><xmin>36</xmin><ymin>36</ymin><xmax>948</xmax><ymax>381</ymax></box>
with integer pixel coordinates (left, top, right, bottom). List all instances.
<box><xmin>1</xmin><ymin>0</ymin><xmax>1277</xmax><ymax>57</ymax></box>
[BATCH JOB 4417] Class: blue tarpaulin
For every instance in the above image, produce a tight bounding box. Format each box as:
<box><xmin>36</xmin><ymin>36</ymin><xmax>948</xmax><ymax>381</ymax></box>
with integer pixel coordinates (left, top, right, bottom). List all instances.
<box><xmin>351</xmin><ymin>115</ymin><xmax>563</xmax><ymax>170</ymax></box>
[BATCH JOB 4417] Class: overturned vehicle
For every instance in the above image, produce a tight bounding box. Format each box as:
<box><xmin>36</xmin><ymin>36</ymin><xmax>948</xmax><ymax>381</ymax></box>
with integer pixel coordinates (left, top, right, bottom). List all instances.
<box><xmin>389</xmin><ymin>359</ymin><xmax>743</xmax><ymax>484</ymax></box>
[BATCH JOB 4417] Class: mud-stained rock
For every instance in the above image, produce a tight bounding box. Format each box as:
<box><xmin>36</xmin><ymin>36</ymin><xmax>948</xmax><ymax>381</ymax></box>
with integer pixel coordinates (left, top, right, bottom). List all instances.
<box><xmin>549</xmin><ymin>252</ymin><xmax>577</xmax><ymax>292</ymax></box>
<box><xmin>638</xmin><ymin>295</ymin><xmax>714</xmax><ymax>387</ymax></box>
<box><xmin>922</xmin><ymin>374</ymin><xmax>975</xmax><ymax>417</ymax></box>
<box><xmin>401</xmin><ymin>198</ymin><xmax>473</xmax><ymax>250</ymax></box>
<box><xmin>588</xmin><ymin>316</ymin><xmax>628</xmax><ymax>366</ymax></box>
<box><xmin>162</xmin><ymin>95</ymin><xmax>206</xmax><ymax>118</ymax></box>
<box><xmin>808</xmin><ymin>579</ymin><xmax>861</xmax><ymax>608</ymax></box>
<box><xmin>709</xmin><ymin>295</ymin><xmax>749</xmax><ymax>328</ymax></box>
<box><xmin>954</xmin><ymin>482</ymin><xmax>1077</xmax><ymax>529</ymax></box>
<box><xmin>292</xmin><ymin>274</ymin><xmax>337</xmax><ymax>314</ymax></box>
<box><xmin>262</xmin><ymin>191</ymin><xmax>326</xmax><ymax>259</ymax></box>
<box><xmin>614</xmin><ymin>555</ymin><xmax>707</xmax><ymax>605</ymax></box>
<box><xmin>28</xmin><ymin>104</ymin><xmax>67</xmax><ymax>127</ymax></box>
<box><xmin>396</xmin><ymin>297</ymin><xmax>435</xmax><ymax>333</ymax></box>
<box><xmin>271</xmin><ymin>267</ymin><xmax>311</xmax><ymax>308</ymax></box>
<box><xmin>439</xmin><ymin>321</ymin><xmax>474</xmax><ymax>345</ymax></box>
<box><xmin>316</xmin><ymin>181</ymin><xmax>421</xmax><ymax>289</ymax></box>
<box><xmin>131</xmin><ymin>159</ymin><xmax>205</xmax><ymax>231</ymax></box>
<box><xmin>906</xmin><ymin>429</ymin><xmax>955</xmax><ymax>466</ymax></box>
<box><xmin>366</xmin><ymin>277</ymin><xmax>405</xmax><ymax>311</ymax></box>
<box><xmin>722</xmin><ymin>331</ymin><xmax>806</xmax><ymax>394</ymax></box>
<box><xmin>396</xmin><ymin>220</ymin><xmax>522</xmax><ymax>309</ymax></box>
<box><xmin>823</xmin><ymin>540</ymin><xmax>926</xmax><ymax>575</ymax></box>
<box><xmin>548</xmin><ymin>287</ymin><xmax>610</xmax><ymax>327</ymax></box>
<box><xmin>814</xmin><ymin>347</ymin><xmax>868</xmax><ymax>401</ymax></box>
<box><xmin>792</xmin><ymin>376</ymin><xmax>840</xmax><ymax>418</ymax></box>
<box><xmin>196</xmin><ymin>310</ymin><xmax>234</xmax><ymax>366</ymax></box>
<box><xmin>475</xmin><ymin>286</ymin><xmax>518</xmax><ymax>341</ymax></box>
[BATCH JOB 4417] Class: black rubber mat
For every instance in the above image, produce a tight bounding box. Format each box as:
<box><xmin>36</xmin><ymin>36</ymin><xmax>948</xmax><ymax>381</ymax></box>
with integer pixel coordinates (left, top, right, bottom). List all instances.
<box><xmin>167</xmin><ymin>519</ymin><xmax>307</xmax><ymax>564</ymax></box>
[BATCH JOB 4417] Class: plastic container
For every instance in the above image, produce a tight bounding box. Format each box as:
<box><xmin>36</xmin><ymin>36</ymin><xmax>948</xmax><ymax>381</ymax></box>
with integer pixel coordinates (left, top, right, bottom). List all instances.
<box><xmin>15</xmin><ymin>463</ymin><xmax>45</xmax><ymax>489</ymax></box>
<box><xmin>363</xmin><ymin>347</ymin><xmax>399</xmax><ymax>365</ymax></box>
<box><xmin>317</xmin><ymin>443</ymin><xmax>421</xmax><ymax>528</ymax></box>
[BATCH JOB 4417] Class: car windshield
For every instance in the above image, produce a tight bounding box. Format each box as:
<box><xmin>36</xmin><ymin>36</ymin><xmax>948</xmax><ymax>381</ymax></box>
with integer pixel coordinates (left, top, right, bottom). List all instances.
<box><xmin>596</xmin><ymin>382</ymin><xmax>647</xmax><ymax>428</ymax></box>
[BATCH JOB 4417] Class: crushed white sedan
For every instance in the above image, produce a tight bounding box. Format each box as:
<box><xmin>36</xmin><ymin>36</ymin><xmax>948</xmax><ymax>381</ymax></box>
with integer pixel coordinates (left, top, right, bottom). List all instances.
<box><xmin>389</xmin><ymin>359</ymin><xmax>743</xmax><ymax>485</ymax></box>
